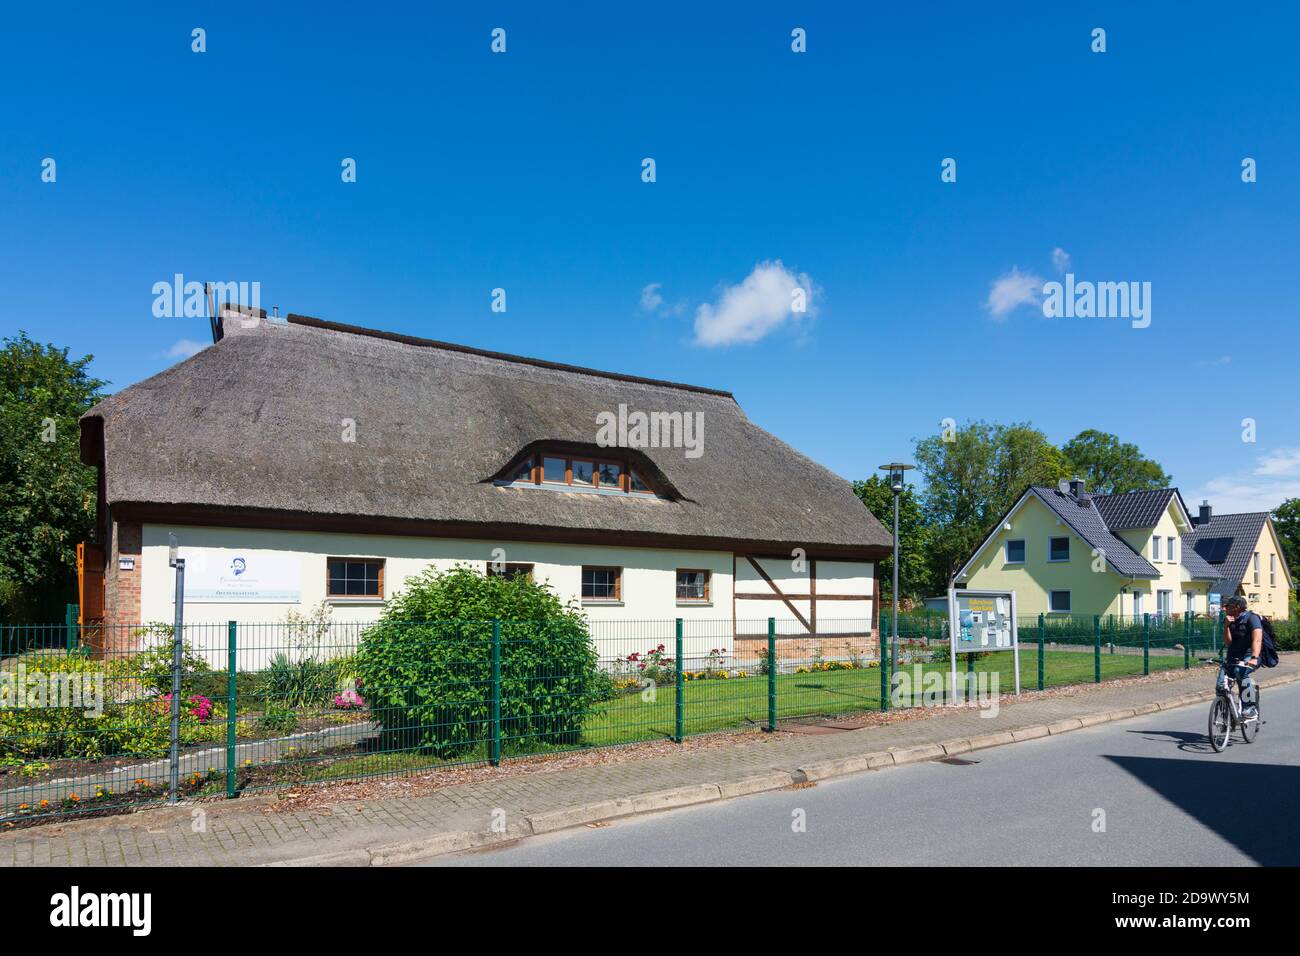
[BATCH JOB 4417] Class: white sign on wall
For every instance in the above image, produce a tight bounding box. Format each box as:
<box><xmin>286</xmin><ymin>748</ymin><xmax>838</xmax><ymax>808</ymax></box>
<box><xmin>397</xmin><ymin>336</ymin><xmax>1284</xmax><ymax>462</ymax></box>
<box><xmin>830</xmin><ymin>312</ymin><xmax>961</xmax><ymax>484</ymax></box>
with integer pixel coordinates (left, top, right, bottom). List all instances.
<box><xmin>182</xmin><ymin>549</ymin><xmax>301</xmax><ymax>603</ymax></box>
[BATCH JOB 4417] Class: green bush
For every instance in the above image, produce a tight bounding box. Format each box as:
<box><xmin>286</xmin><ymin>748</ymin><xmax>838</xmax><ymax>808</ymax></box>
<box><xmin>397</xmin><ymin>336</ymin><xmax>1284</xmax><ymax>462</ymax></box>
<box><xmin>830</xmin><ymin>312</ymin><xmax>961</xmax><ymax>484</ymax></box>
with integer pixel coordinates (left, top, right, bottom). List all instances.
<box><xmin>356</xmin><ymin>565</ymin><xmax>601</xmax><ymax>758</ymax></box>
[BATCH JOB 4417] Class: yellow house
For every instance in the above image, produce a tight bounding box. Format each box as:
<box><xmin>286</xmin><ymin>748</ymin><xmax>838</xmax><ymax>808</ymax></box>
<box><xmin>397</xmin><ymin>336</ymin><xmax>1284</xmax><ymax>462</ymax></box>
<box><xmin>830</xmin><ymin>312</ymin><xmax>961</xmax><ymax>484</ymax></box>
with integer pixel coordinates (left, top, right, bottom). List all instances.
<box><xmin>1186</xmin><ymin>501</ymin><xmax>1294</xmax><ymax>620</ymax></box>
<box><xmin>954</xmin><ymin>481</ymin><xmax>1219</xmax><ymax>620</ymax></box>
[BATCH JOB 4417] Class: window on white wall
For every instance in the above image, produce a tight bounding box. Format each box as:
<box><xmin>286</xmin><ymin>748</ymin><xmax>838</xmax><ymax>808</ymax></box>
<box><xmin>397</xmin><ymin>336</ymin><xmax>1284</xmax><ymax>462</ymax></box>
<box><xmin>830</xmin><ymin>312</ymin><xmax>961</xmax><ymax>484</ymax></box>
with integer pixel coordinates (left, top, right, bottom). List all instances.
<box><xmin>327</xmin><ymin>558</ymin><xmax>384</xmax><ymax>598</ymax></box>
<box><xmin>1048</xmin><ymin>537</ymin><xmax>1070</xmax><ymax>562</ymax></box>
<box><xmin>1152</xmin><ymin>536</ymin><xmax>1161</xmax><ymax>561</ymax></box>
<box><xmin>1270</xmin><ymin>554</ymin><xmax>1276</xmax><ymax>586</ymax></box>
<box><xmin>1254</xmin><ymin>552</ymin><xmax>1260</xmax><ymax>584</ymax></box>
<box><xmin>1005</xmin><ymin>539</ymin><xmax>1025</xmax><ymax>563</ymax></box>
<box><xmin>487</xmin><ymin>562</ymin><xmax>534</xmax><ymax>582</ymax></box>
<box><xmin>582</xmin><ymin>566</ymin><xmax>622</xmax><ymax>602</ymax></box>
<box><xmin>676</xmin><ymin>569</ymin><xmax>710</xmax><ymax>602</ymax></box>
<box><xmin>1168</xmin><ymin>537</ymin><xmax>1177</xmax><ymax>563</ymax></box>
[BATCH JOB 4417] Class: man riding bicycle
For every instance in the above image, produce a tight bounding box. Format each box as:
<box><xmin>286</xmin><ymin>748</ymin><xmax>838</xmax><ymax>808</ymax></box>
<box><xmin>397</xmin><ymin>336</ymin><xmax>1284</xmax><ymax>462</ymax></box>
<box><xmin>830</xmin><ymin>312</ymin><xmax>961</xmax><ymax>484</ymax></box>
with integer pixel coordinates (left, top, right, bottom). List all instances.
<box><xmin>1222</xmin><ymin>595</ymin><xmax>1262</xmax><ymax>716</ymax></box>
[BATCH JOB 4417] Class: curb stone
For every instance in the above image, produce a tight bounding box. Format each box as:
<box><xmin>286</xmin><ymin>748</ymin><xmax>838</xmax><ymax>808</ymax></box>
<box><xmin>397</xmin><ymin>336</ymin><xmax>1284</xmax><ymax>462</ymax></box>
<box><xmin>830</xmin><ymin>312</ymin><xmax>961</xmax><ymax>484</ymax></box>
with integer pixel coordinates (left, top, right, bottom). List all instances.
<box><xmin>1010</xmin><ymin>725</ymin><xmax>1049</xmax><ymax>742</ymax></box>
<box><xmin>208</xmin><ymin>669</ymin><xmax>1300</xmax><ymax>867</ymax></box>
<box><xmin>1047</xmin><ymin>718</ymin><xmax>1083</xmax><ymax>734</ymax></box>
<box><xmin>630</xmin><ymin>783</ymin><xmax>721</xmax><ymax>814</ymax></box>
<box><xmin>719</xmin><ymin>771</ymin><xmax>796</xmax><ymax>799</ymax></box>
<box><xmin>527</xmin><ymin>798</ymin><xmax>634</xmax><ymax>834</ymax></box>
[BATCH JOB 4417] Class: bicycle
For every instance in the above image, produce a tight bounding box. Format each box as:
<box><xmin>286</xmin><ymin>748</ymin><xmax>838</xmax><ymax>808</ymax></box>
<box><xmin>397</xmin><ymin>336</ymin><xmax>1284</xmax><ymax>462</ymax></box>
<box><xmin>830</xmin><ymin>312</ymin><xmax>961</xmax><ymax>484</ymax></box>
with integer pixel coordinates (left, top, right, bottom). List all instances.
<box><xmin>1202</xmin><ymin>657</ymin><xmax>1261</xmax><ymax>752</ymax></box>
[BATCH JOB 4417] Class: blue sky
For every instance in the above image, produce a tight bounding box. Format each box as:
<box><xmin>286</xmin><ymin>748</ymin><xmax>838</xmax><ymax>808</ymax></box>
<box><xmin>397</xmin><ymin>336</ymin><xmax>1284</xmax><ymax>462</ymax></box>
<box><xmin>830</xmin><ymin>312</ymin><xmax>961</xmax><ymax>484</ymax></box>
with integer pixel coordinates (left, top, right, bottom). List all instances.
<box><xmin>2</xmin><ymin>2</ymin><xmax>1298</xmax><ymax>511</ymax></box>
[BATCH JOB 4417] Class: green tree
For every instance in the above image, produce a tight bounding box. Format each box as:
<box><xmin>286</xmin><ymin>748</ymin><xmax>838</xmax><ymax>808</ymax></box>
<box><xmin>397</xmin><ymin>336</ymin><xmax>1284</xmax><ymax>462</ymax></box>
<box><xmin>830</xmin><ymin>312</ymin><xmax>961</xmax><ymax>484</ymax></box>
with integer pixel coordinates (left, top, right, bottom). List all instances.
<box><xmin>1273</xmin><ymin>498</ymin><xmax>1300</xmax><ymax>594</ymax></box>
<box><xmin>853</xmin><ymin>476</ymin><xmax>933</xmax><ymax>601</ymax></box>
<box><xmin>914</xmin><ymin>420</ymin><xmax>1068</xmax><ymax>586</ymax></box>
<box><xmin>1061</xmin><ymin>429</ymin><xmax>1170</xmax><ymax>494</ymax></box>
<box><xmin>0</xmin><ymin>333</ymin><xmax>106</xmax><ymax>621</ymax></box>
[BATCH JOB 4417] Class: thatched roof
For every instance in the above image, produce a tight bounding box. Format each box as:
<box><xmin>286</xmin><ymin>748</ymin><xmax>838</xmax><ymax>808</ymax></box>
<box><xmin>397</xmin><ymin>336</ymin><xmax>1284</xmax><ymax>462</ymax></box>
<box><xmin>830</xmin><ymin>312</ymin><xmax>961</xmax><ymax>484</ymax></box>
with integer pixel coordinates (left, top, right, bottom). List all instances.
<box><xmin>81</xmin><ymin>311</ymin><xmax>890</xmax><ymax>557</ymax></box>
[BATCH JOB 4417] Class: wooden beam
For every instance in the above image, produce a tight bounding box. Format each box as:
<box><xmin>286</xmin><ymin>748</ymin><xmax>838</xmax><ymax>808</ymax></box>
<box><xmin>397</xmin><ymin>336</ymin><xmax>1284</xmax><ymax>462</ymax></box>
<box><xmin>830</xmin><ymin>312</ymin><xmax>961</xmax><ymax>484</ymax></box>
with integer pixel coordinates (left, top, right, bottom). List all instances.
<box><xmin>810</xmin><ymin>558</ymin><xmax>817</xmax><ymax>632</ymax></box>
<box><xmin>743</xmin><ymin>556</ymin><xmax>810</xmax><ymax>631</ymax></box>
<box><xmin>734</xmin><ymin>593</ymin><xmax>872</xmax><ymax>601</ymax></box>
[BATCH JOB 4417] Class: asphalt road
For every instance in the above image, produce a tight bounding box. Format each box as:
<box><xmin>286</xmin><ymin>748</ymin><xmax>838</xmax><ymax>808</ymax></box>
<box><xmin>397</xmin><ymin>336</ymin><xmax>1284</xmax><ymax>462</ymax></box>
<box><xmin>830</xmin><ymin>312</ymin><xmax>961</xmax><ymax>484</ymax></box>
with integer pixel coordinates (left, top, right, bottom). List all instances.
<box><xmin>430</xmin><ymin>680</ymin><xmax>1300</xmax><ymax>866</ymax></box>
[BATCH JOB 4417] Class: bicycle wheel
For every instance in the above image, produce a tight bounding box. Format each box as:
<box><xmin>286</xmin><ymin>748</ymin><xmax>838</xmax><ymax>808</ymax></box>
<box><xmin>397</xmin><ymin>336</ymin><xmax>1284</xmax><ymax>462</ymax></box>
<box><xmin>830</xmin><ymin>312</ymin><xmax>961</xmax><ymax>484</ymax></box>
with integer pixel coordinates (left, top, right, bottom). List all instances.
<box><xmin>1209</xmin><ymin>696</ymin><xmax>1231</xmax><ymax>752</ymax></box>
<box><xmin>1241</xmin><ymin>691</ymin><xmax>1260</xmax><ymax>743</ymax></box>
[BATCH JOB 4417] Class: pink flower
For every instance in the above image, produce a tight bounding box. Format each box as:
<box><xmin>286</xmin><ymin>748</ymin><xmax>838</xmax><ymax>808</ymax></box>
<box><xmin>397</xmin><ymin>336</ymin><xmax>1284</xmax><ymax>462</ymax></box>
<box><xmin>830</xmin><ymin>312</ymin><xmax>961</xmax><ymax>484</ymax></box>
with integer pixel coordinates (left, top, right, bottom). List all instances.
<box><xmin>334</xmin><ymin>689</ymin><xmax>366</xmax><ymax>710</ymax></box>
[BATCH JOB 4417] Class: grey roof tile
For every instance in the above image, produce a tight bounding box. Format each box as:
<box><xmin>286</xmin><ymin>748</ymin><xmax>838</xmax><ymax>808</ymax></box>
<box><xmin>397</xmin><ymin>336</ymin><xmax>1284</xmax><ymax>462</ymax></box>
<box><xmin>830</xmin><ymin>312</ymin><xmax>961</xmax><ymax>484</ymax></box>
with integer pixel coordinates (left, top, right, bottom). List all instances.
<box><xmin>1186</xmin><ymin>512</ymin><xmax>1271</xmax><ymax>591</ymax></box>
<box><xmin>1093</xmin><ymin>488</ymin><xmax>1180</xmax><ymax>530</ymax></box>
<box><xmin>1031</xmin><ymin>487</ymin><xmax>1160</xmax><ymax>578</ymax></box>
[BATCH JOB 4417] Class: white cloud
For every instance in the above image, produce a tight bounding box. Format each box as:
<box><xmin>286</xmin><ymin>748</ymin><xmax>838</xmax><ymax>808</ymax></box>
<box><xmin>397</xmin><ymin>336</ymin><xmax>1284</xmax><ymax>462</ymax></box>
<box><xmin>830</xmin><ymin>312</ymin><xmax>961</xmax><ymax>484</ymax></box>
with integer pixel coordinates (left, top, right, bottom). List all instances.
<box><xmin>1197</xmin><ymin>355</ymin><xmax>1232</xmax><ymax>368</ymax></box>
<box><xmin>1189</xmin><ymin>445</ymin><xmax>1300</xmax><ymax>513</ymax></box>
<box><xmin>639</xmin><ymin>282</ymin><xmax>664</xmax><ymax>312</ymax></box>
<box><xmin>1051</xmin><ymin>247</ymin><xmax>1071</xmax><ymax>274</ymax></box>
<box><xmin>166</xmin><ymin>339</ymin><xmax>207</xmax><ymax>360</ymax></box>
<box><xmin>985</xmin><ymin>266</ymin><xmax>1044</xmax><ymax>320</ymax></box>
<box><xmin>693</xmin><ymin>260</ymin><xmax>816</xmax><ymax>347</ymax></box>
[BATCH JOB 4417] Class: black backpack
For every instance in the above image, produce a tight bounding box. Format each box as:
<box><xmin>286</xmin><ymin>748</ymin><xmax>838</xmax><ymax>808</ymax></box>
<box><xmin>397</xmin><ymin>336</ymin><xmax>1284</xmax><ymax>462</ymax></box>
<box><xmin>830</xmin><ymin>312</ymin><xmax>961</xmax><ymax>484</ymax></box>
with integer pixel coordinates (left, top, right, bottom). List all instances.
<box><xmin>1259</xmin><ymin>616</ymin><xmax>1280</xmax><ymax>667</ymax></box>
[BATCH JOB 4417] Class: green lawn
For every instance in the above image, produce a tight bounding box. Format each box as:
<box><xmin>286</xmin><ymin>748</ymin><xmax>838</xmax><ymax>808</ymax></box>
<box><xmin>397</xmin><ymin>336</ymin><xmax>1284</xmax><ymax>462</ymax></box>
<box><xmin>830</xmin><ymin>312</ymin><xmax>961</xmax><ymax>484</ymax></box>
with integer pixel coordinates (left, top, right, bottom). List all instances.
<box><xmin>578</xmin><ymin>648</ymin><xmax>1207</xmax><ymax>747</ymax></box>
<box><xmin>225</xmin><ymin>648</ymin><xmax>1214</xmax><ymax>787</ymax></box>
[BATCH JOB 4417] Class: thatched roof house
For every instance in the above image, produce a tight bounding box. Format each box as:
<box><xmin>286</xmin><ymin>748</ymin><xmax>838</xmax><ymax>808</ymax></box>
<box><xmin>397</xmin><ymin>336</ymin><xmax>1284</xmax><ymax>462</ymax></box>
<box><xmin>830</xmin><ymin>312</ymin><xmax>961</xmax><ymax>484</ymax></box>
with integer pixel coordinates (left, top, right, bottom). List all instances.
<box><xmin>78</xmin><ymin>307</ymin><xmax>890</xmax><ymax>647</ymax></box>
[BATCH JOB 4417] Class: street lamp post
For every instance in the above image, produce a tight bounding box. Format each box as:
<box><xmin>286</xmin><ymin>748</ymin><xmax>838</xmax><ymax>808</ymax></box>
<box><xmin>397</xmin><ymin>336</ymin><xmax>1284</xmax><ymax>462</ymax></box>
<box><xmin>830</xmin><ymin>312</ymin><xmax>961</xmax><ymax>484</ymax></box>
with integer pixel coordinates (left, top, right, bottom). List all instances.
<box><xmin>878</xmin><ymin>462</ymin><xmax>914</xmax><ymax>696</ymax></box>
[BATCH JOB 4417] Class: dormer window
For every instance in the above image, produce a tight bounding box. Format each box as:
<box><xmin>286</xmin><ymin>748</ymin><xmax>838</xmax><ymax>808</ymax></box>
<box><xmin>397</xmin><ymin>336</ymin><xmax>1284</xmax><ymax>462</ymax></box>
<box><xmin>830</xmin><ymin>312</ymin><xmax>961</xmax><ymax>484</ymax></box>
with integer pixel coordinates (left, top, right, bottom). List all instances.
<box><xmin>499</xmin><ymin>449</ymin><xmax>658</xmax><ymax>496</ymax></box>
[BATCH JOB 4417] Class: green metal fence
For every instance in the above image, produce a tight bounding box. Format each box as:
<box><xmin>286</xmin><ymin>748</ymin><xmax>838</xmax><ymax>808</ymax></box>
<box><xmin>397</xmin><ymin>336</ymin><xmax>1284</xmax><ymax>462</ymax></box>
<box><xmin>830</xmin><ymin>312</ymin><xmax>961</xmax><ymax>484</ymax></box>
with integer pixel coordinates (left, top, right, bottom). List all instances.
<box><xmin>0</xmin><ymin>611</ymin><xmax>1234</xmax><ymax>823</ymax></box>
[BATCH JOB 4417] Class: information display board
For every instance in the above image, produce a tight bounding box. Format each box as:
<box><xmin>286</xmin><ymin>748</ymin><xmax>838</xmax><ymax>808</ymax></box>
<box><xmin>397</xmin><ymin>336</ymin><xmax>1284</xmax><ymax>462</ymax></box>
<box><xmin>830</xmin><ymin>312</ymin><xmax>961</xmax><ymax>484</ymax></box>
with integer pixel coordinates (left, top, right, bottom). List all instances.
<box><xmin>948</xmin><ymin>588</ymin><xmax>1020</xmax><ymax>695</ymax></box>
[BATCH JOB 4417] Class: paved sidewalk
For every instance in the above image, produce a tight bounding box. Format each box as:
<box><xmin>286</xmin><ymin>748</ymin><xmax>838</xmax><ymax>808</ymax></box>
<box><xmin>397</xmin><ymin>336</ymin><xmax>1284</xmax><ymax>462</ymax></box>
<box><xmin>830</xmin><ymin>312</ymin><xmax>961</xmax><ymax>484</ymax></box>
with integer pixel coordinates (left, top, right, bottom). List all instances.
<box><xmin>3</xmin><ymin>659</ymin><xmax>1296</xmax><ymax>866</ymax></box>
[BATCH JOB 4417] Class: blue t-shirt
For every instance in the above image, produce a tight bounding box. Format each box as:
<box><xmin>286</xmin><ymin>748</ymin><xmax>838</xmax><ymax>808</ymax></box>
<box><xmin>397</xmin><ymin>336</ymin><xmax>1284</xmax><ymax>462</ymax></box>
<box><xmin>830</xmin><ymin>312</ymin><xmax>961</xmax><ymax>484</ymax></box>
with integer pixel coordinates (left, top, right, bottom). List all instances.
<box><xmin>1227</xmin><ymin>611</ymin><xmax>1264</xmax><ymax>661</ymax></box>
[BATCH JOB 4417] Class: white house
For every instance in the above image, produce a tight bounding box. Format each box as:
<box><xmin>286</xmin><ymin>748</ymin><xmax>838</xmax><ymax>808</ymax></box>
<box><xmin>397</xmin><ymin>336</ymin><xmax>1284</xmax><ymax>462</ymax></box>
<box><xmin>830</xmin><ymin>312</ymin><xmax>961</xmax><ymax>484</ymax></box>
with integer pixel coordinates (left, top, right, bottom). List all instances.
<box><xmin>78</xmin><ymin>306</ymin><xmax>890</xmax><ymax>663</ymax></box>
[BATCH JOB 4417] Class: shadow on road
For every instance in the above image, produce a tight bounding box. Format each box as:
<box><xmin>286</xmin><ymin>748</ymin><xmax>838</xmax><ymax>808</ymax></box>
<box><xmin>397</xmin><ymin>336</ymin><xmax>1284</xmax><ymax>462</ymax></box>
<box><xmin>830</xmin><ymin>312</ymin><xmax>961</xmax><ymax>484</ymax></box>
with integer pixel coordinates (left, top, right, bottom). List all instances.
<box><xmin>1105</xmin><ymin>755</ymin><xmax>1300</xmax><ymax>865</ymax></box>
<box><xmin>1124</xmin><ymin>729</ymin><xmax>1217</xmax><ymax>754</ymax></box>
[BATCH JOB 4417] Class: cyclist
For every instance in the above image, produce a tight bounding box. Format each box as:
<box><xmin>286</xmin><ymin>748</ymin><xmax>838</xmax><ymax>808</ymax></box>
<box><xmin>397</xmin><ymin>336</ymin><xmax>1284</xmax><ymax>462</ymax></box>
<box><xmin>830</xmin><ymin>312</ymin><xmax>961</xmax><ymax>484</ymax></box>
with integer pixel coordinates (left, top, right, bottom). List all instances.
<box><xmin>1222</xmin><ymin>595</ymin><xmax>1262</xmax><ymax>717</ymax></box>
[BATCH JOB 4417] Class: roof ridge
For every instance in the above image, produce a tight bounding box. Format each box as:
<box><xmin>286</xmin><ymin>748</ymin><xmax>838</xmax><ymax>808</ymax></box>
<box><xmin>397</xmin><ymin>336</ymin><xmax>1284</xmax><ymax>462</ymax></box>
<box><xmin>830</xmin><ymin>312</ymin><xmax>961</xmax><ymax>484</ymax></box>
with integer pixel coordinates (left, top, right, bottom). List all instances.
<box><xmin>284</xmin><ymin>314</ymin><xmax>737</xmax><ymax>400</ymax></box>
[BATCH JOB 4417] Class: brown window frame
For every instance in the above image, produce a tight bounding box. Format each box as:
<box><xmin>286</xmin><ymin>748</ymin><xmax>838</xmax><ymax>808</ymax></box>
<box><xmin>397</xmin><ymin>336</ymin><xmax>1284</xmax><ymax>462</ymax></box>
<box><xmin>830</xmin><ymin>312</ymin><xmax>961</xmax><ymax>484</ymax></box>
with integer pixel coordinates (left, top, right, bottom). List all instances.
<box><xmin>676</xmin><ymin>568</ymin><xmax>711</xmax><ymax>603</ymax></box>
<box><xmin>326</xmin><ymin>557</ymin><xmax>385</xmax><ymax>599</ymax></box>
<box><xmin>486</xmin><ymin>562</ymin><xmax>535</xmax><ymax>582</ymax></box>
<box><xmin>504</xmin><ymin>452</ymin><xmax>653</xmax><ymax>495</ymax></box>
<box><xmin>581</xmin><ymin>565</ymin><xmax>623</xmax><ymax>603</ymax></box>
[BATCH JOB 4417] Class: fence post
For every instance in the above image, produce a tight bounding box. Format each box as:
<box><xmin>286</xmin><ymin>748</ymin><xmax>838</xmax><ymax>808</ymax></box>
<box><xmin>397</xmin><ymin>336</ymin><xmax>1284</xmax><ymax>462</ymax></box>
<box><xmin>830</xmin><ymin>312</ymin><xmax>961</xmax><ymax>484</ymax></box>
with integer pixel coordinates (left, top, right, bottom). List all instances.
<box><xmin>766</xmin><ymin>617</ymin><xmax>777</xmax><ymax>732</ymax></box>
<box><xmin>1142</xmin><ymin>612</ymin><xmax>1150</xmax><ymax>676</ymax></box>
<box><xmin>1093</xmin><ymin>615</ymin><xmax>1101</xmax><ymax>683</ymax></box>
<box><xmin>226</xmin><ymin>621</ymin><xmax>237</xmax><ymax>798</ymax></box>
<box><xmin>879</xmin><ymin>614</ymin><xmax>890</xmax><ymax>711</ymax></box>
<box><xmin>675</xmin><ymin>618</ymin><xmax>684</xmax><ymax>742</ymax></box>
<box><xmin>168</xmin><ymin>568</ymin><xmax>185</xmax><ymax>804</ymax></box>
<box><xmin>64</xmin><ymin>603</ymin><xmax>77</xmax><ymax>653</ymax></box>
<box><xmin>489</xmin><ymin>619</ymin><xmax>502</xmax><ymax>766</ymax></box>
<box><xmin>1037</xmin><ymin>613</ymin><xmax>1045</xmax><ymax>691</ymax></box>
